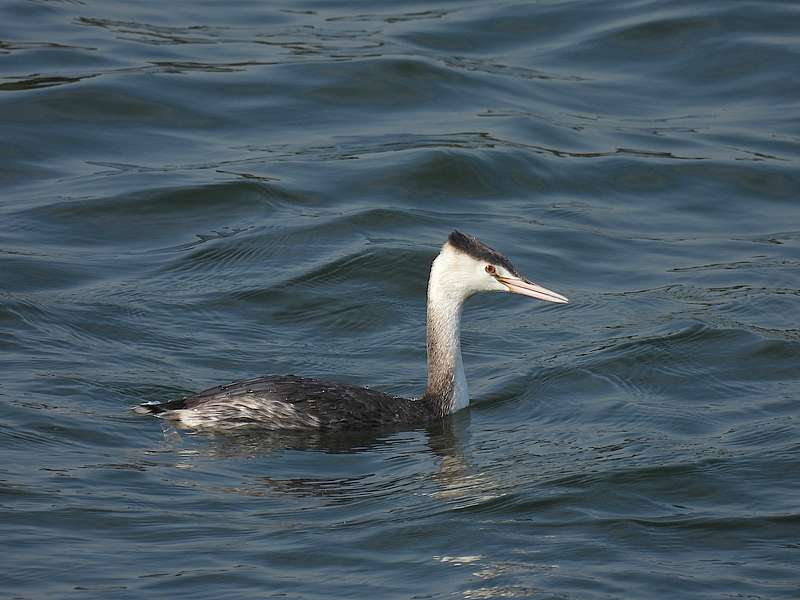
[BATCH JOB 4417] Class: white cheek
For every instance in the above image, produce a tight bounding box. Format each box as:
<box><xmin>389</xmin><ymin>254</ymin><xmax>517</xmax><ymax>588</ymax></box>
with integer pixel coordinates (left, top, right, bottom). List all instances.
<box><xmin>469</xmin><ymin>265</ymin><xmax>505</xmax><ymax>294</ymax></box>
<box><xmin>489</xmin><ymin>277</ymin><xmax>508</xmax><ymax>293</ymax></box>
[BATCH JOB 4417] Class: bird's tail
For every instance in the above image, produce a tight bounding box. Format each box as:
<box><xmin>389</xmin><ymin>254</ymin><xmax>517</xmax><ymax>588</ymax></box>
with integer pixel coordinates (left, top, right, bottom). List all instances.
<box><xmin>132</xmin><ymin>399</ymin><xmax>187</xmax><ymax>416</ymax></box>
<box><xmin>132</xmin><ymin>401</ymin><xmax>167</xmax><ymax>416</ymax></box>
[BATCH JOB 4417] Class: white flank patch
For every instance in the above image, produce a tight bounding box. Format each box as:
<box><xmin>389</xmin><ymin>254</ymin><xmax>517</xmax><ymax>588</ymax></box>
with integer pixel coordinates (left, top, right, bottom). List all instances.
<box><xmin>165</xmin><ymin>397</ymin><xmax>321</xmax><ymax>430</ymax></box>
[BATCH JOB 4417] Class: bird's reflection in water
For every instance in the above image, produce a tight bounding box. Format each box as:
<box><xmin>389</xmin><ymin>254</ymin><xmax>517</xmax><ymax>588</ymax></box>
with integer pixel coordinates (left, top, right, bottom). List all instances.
<box><xmin>162</xmin><ymin>412</ymin><xmax>500</xmax><ymax>505</ymax></box>
<box><xmin>425</xmin><ymin>413</ymin><xmax>502</xmax><ymax>506</ymax></box>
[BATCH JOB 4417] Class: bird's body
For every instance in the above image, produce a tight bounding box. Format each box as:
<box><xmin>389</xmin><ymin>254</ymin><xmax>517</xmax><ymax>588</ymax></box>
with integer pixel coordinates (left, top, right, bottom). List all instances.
<box><xmin>135</xmin><ymin>231</ymin><xmax>568</xmax><ymax>431</ymax></box>
<box><xmin>138</xmin><ymin>375</ymin><xmax>436</xmax><ymax>430</ymax></box>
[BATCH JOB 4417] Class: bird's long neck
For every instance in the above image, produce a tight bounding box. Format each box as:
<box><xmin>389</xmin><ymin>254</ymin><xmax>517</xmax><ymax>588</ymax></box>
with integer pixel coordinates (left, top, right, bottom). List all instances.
<box><xmin>423</xmin><ymin>253</ymin><xmax>470</xmax><ymax>416</ymax></box>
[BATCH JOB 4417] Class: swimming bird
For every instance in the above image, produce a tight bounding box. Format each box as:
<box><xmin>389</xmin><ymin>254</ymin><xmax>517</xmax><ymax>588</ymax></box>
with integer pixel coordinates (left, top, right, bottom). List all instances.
<box><xmin>134</xmin><ymin>231</ymin><xmax>568</xmax><ymax>431</ymax></box>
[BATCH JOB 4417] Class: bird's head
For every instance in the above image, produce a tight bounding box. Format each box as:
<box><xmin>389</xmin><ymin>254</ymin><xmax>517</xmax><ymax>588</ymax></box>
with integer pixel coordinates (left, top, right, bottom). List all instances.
<box><xmin>430</xmin><ymin>231</ymin><xmax>568</xmax><ymax>304</ymax></box>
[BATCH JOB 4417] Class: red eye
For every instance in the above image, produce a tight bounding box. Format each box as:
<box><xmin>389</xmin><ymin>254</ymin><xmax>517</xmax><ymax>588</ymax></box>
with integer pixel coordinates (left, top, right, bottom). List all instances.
<box><xmin>485</xmin><ymin>264</ymin><xmax>496</xmax><ymax>275</ymax></box>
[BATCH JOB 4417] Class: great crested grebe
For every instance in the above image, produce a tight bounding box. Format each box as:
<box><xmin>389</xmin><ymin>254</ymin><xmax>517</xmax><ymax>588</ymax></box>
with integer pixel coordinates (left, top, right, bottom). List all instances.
<box><xmin>135</xmin><ymin>231</ymin><xmax>568</xmax><ymax>431</ymax></box>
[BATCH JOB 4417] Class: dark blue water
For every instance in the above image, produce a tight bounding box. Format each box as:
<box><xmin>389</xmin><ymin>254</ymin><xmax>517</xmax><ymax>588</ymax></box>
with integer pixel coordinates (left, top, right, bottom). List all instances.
<box><xmin>2</xmin><ymin>0</ymin><xmax>799</xmax><ymax>598</ymax></box>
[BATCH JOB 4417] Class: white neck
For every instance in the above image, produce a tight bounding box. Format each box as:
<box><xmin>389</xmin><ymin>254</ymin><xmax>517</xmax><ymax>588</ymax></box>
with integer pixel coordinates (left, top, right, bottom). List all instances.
<box><xmin>424</xmin><ymin>250</ymin><xmax>472</xmax><ymax>415</ymax></box>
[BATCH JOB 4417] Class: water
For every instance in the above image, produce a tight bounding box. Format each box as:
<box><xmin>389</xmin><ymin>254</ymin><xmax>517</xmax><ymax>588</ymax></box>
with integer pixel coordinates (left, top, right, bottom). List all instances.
<box><xmin>2</xmin><ymin>0</ymin><xmax>799</xmax><ymax>597</ymax></box>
